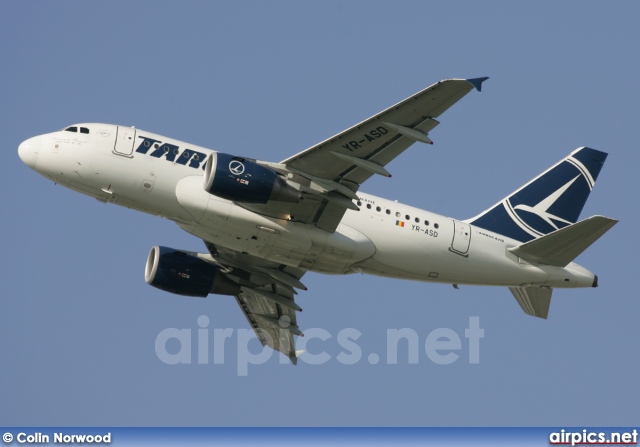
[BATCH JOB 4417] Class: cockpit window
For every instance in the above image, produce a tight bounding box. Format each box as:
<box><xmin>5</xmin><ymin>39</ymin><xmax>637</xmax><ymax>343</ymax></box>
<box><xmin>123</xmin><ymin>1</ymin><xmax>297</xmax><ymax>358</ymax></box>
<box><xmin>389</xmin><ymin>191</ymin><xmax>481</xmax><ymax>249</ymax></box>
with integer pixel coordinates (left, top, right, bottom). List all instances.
<box><xmin>62</xmin><ymin>126</ymin><xmax>90</xmax><ymax>134</ymax></box>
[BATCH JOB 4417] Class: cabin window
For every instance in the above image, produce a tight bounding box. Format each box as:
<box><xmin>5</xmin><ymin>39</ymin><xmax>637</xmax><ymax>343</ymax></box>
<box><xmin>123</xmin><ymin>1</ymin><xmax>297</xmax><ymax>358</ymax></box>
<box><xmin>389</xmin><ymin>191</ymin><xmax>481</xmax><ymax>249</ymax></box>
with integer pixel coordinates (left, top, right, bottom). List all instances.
<box><xmin>386</xmin><ymin>209</ymin><xmax>391</xmax><ymax>215</ymax></box>
<box><xmin>434</xmin><ymin>223</ymin><xmax>439</xmax><ymax>229</ymax></box>
<box><xmin>424</xmin><ymin>220</ymin><xmax>430</xmax><ymax>226</ymax></box>
<box><xmin>376</xmin><ymin>206</ymin><xmax>381</xmax><ymax>212</ymax></box>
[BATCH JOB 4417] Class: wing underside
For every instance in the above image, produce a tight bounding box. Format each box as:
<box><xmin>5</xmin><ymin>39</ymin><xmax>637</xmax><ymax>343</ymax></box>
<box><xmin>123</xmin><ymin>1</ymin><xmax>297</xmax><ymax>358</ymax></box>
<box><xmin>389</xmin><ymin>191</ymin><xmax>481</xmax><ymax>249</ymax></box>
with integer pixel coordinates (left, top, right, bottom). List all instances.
<box><xmin>235</xmin><ymin>287</ymin><xmax>301</xmax><ymax>363</ymax></box>
<box><xmin>248</xmin><ymin>78</ymin><xmax>487</xmax><ymax>232</ymax></box>
<box><xmin>203</xmin><ymin>241</ymin><xmax>306</xmax><ymax>363</ymax></box>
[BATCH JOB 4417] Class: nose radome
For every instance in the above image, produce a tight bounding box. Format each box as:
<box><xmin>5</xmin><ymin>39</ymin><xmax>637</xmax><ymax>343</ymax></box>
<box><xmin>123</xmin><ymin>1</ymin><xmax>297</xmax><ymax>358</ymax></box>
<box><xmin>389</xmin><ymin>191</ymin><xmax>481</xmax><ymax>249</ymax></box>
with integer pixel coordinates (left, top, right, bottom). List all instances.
<box><xmin>18</xmin><ymin>135</ymin><xmax>42</xmax><ymax>169</ymax></box>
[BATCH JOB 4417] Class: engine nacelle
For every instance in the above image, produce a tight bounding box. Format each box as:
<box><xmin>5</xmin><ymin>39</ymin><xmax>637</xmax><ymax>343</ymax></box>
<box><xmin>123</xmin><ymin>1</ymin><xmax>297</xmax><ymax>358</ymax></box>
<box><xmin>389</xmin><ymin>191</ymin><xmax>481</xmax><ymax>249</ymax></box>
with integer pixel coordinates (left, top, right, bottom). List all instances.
<box><xmin>203</xmin><ymin>152</ymin><xmax>299</xmax><ymax>203</ymax></box>
<box><xmin>145</xmin><ymin>246</ymin><xmax>240</xmax><ymax>297</ymax></box>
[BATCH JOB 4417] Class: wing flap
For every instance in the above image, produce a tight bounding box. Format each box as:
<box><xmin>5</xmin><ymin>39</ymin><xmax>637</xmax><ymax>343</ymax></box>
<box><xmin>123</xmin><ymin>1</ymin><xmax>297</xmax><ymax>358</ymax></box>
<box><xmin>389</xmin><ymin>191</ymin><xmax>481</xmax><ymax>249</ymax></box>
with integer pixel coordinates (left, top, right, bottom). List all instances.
<box><xmin>342</xmin><ymin>118</ymin><xmax>441</xmax><ymax>185</ymax></box>
<box><xmin>508</xmin><ymin>215</ymin><xmax>618</xmax><ymax>267</ymax></box>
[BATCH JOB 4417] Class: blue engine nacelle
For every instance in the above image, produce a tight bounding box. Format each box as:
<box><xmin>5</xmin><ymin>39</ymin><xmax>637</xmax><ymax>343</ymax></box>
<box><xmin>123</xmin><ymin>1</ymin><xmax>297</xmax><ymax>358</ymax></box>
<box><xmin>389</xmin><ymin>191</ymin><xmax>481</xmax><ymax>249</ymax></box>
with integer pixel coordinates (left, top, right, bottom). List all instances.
<box><xmin>145</xmin><ymin>246</ymin><xmax>240</xmax><ymax>297</ymax></box>
<box><xmin>203</xmin><ymin>152</ymin><xmax>300</xmax><ymax>203</ymax></box>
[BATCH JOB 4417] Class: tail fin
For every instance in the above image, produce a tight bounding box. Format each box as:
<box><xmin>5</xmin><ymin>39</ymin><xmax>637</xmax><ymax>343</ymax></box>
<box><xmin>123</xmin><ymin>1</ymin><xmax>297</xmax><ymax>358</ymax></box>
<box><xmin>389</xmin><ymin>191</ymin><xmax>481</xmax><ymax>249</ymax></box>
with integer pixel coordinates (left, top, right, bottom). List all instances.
<box><xmin>509</xmin><ymin>287</ymin><xmax>552</xmax><ymax>319</ymax></box>
<box><xmin>467</xmin><ymin>147</ymin><xmax>608</xmax><ymax>242</ymax></box>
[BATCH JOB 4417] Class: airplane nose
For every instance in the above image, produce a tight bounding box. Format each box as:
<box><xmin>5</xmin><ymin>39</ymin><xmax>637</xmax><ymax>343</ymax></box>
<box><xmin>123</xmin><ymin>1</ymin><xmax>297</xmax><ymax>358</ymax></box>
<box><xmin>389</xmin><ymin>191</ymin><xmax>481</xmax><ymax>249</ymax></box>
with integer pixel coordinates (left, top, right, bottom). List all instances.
<box><xmin>18</xmin><ymin>135</ymin><xmax>42</xmax><ymax>169</ymax></box>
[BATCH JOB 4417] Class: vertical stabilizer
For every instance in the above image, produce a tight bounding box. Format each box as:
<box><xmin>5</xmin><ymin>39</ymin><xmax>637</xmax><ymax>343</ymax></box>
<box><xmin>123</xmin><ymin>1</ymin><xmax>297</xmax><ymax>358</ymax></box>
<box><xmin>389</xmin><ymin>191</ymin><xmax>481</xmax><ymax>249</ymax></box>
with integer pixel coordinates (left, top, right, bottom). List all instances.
<box><xmin>509</xmin><ymin>287</ymin><xmax>552</xmax><ymax>319</ymax></box>
<box><xmin>468</xmin><ymin>147</ymin><xmax>608</xmax><ymax>242</ymax></box>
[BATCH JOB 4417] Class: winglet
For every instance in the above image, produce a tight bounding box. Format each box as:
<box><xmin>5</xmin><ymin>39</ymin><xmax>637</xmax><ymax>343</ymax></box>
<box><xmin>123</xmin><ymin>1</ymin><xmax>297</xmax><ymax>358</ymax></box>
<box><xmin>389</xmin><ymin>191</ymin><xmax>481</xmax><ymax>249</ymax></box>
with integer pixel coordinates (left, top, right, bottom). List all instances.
<box><xmin>466</xmin><ymin>77</ymin><xmax>489</xmax><ymax>92</ymax></box>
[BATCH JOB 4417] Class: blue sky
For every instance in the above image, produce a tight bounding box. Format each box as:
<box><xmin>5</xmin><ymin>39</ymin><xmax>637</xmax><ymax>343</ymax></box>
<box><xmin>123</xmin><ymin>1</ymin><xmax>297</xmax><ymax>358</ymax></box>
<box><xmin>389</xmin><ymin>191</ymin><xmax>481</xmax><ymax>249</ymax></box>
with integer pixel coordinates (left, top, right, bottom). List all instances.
<box><xmin>2</xmin><ymin>1</ymin><xmax>638</xmax><ymax>426</ymax></box>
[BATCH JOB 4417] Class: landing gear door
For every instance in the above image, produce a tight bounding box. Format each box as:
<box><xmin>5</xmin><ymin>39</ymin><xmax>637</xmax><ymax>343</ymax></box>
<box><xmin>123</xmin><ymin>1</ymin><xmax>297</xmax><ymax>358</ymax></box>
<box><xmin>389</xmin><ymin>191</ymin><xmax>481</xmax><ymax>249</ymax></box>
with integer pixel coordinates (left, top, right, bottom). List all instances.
<box><xmin>450</xmin><ymin>220</ymin><xmax>471</xmax><ymax>256</ymax></box>
<box><xmin>113</xmin><ymin>126</ymin><xmax>136</xmax><ymax>156</ymax></box>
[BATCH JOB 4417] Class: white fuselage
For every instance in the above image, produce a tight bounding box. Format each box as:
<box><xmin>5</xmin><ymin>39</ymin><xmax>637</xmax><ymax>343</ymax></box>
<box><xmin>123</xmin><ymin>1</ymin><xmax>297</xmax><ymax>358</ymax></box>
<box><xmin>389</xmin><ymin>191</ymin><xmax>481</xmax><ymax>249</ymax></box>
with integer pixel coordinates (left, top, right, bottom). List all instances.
<box><xmin>19</xmin><ymin>124</ymin><xmax>596</xmax><ymax>289</ymax></box>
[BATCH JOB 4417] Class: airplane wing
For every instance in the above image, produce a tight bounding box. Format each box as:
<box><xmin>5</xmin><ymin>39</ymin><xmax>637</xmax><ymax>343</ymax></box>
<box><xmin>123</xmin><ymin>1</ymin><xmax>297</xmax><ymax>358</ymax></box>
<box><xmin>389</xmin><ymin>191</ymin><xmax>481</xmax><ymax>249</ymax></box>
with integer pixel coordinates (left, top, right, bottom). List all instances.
<box><xmin>196</xmin><ymin>78</ymin><xmax>488</xmax><ymax>360</ymax></box>
<box><xmin>203</xmin><ymin>241</ymin><xmax>306</xmax><ymax>364</ymax></box>
<box><xmin>256</xmin><ymin>77</ymin><xmax>488</xmax><ymax>232</ymax></box>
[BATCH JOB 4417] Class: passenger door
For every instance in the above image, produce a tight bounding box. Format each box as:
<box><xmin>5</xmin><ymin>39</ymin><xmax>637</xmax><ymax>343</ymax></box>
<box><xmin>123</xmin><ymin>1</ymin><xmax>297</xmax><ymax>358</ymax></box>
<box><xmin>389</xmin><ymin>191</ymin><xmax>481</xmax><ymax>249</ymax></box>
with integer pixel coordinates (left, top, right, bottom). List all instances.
<box><xmin>450</xmin><ymin>220</ymin><xmax>471</xmax><ymax>256</ymax></box>
<box><xmin>113</xmin><ymin>126</ymin><xmax>136</xmax><ymax>156</ymax></box>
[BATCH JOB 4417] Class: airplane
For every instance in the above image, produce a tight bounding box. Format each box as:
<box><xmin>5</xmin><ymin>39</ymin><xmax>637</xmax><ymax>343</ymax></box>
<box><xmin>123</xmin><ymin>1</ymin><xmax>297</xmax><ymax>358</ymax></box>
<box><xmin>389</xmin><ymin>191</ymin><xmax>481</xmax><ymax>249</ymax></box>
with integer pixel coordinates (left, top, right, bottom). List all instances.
<box><xmin>18</xmin><ymin>77</ymin><xmax>617</xmax><ymax>363</ymax></box>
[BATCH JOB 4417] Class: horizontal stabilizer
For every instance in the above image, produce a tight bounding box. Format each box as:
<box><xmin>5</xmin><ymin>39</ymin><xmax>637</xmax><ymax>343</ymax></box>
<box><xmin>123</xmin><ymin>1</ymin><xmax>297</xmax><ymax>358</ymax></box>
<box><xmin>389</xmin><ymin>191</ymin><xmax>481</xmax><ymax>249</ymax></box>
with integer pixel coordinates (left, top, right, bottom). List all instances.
<box><xmin>509</xmin><ymin>287</ymin><xmax>552</xmax><ymax>319</ymax></box>
<box><xmin>508</xmin><ymin>215</ymin><xmax>617</xmax><ymax>267</ymax></box>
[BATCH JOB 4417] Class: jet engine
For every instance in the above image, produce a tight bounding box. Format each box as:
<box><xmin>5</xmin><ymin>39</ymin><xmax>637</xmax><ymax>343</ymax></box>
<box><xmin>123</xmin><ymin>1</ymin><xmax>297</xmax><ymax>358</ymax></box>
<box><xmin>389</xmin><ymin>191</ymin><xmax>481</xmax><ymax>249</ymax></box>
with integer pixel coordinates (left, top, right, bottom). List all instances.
<box><xmin>145</xmin><ymin>246</ymin><xmax>240</xmax><ymax>297</ymax></box>
<box><xmin>203</xmin><ymin>152</ymin><xmax>299</xmax><ymax>203</ymax></box>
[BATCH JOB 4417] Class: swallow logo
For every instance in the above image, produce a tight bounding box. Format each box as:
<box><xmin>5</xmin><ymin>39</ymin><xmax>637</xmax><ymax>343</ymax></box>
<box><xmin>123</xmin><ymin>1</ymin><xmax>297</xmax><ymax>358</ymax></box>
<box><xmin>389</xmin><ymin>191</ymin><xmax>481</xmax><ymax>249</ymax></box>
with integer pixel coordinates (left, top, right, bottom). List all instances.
<box><xmin>513</xmin><ymin>175</ymin><xmax>579</xmax><ymax>230</ymax></box>
<box><xmin>505</xmin><ymin>170</ymin><xmax>587</xmax><ymax>238</ymax></box>
<box><xmin>468</xmin><ymin>148</ymin><xmax>606</xmax><ymax>242</ymax></box>
<box><xmin>229</xmin><ymin>160</ymin><xmax>245</xmax><ymax>175</ymax></box>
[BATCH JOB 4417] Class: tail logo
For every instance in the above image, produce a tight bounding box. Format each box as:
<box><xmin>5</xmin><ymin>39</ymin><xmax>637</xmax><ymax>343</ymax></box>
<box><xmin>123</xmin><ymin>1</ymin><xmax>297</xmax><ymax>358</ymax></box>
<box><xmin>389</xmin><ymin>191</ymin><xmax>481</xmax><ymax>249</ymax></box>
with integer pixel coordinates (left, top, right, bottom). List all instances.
<box><xmin>504</xmin><ymin>155</ymin><xmax>595</xmax><ymax>238</ymax></box>
<box><xmin>469</xmin><ymin>147</ymin><xmax>607</xmax><ymax>242</ymax></box>
<box><xmin>512</xmin><ymin>175</ymin><xmax>579</xmax><ymax>231</ymax></box>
